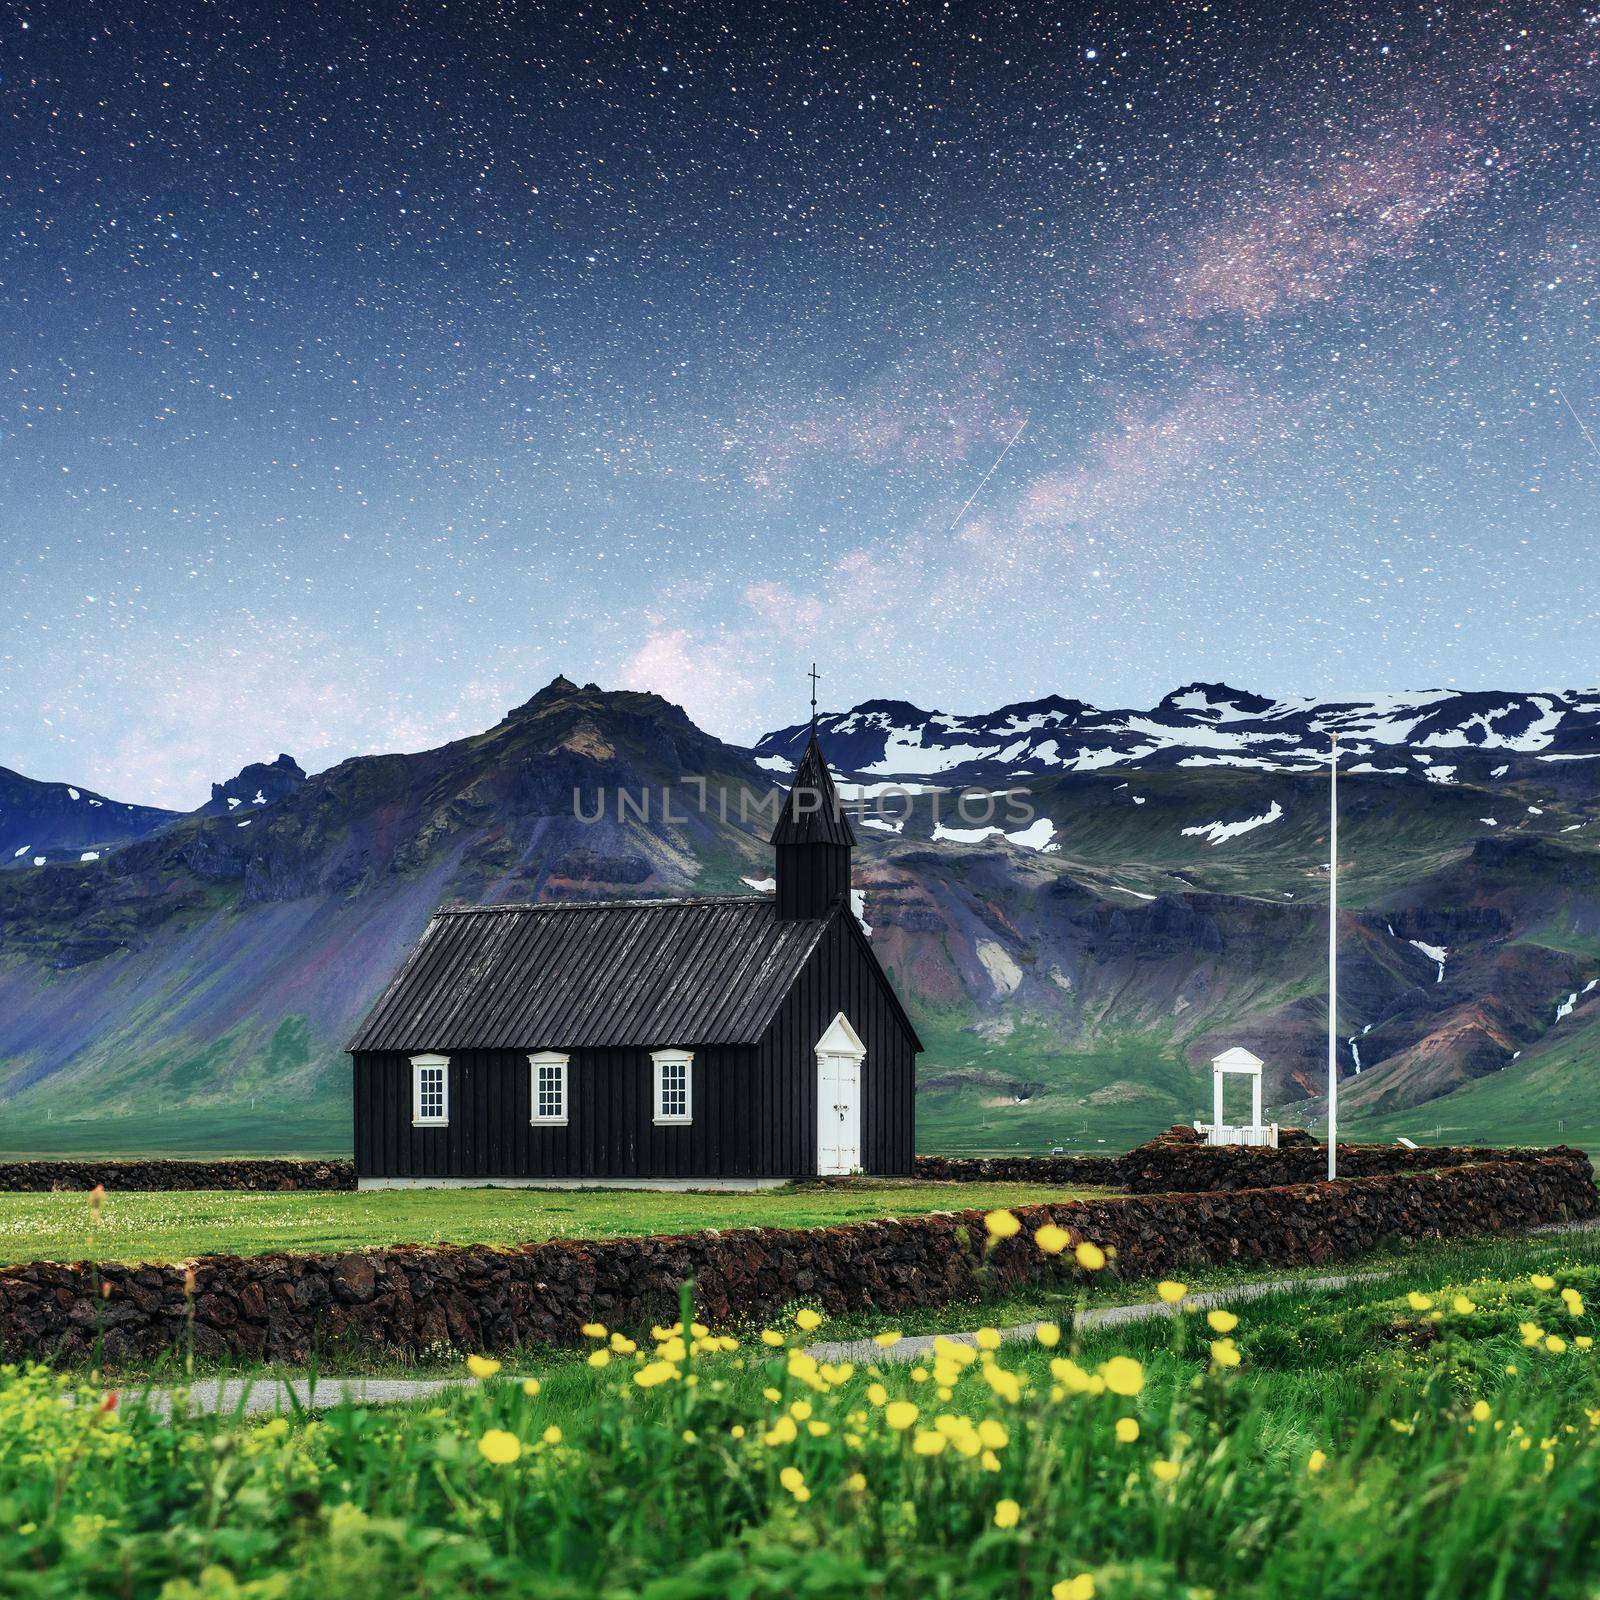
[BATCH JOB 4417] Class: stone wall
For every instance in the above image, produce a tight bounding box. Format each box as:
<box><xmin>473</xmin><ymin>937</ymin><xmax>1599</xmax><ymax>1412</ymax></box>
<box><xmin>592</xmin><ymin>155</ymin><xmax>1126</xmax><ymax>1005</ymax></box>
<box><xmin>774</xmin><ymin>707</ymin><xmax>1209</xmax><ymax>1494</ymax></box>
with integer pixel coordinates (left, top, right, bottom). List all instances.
<box><xmin>4</xmin><ymin>1152</ymin><xmax>1592</xmax><ymax>1367</ymax></box>
<box><xmin>912</xmin><ymin>1133</ymin><xmax>1573</xmax><ymax>1194</ymax></box>
<box><xmin>0</xmin><ymin>1159</ymin><xmax>355</xmax><ymax>1193</ymax></box>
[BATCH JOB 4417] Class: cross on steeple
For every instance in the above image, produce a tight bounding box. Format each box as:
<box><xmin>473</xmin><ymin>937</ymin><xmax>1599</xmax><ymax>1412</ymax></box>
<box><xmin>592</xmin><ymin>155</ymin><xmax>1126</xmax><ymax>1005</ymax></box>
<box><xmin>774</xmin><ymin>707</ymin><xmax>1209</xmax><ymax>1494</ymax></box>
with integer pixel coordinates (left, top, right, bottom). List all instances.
<box><xmin>808</xmin><ymin>662</ymin><xmax>821</xmax><ymax>733</ymax></box>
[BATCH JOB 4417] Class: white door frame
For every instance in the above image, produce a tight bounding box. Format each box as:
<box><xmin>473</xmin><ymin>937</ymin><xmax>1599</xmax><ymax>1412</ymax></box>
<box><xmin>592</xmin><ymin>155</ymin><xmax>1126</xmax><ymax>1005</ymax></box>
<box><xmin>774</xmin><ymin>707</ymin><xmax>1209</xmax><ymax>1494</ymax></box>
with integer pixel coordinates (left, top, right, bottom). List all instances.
<box><xmin>815</xmin><ymin>1012</ymin><xmax>865</xmax><ymax>1176</ymax></box>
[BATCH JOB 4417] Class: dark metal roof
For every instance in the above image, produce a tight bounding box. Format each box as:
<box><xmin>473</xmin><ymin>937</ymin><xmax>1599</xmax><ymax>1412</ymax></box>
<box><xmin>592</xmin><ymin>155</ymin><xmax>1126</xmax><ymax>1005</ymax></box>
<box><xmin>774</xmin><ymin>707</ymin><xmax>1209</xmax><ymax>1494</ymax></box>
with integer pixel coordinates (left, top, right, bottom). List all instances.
<box><xmin>348</xmin><ymin>896</ymin><xmax>832</xmax><ymax>1053</ymax></box>
<box><xmin>770</xmin><ymin>733</ymin><xmax>856</xmax><ymax>848</ymax></box>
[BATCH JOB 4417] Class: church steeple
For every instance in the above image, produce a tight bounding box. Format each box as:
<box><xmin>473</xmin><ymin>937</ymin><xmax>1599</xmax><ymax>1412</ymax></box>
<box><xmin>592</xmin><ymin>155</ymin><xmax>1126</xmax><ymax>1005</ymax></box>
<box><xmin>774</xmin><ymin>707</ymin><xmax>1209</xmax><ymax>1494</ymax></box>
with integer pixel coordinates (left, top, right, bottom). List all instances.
<box><xmin>770</xmin><ymin>708</ymin><xmax>854</xmax><ymax>922</ymax></box>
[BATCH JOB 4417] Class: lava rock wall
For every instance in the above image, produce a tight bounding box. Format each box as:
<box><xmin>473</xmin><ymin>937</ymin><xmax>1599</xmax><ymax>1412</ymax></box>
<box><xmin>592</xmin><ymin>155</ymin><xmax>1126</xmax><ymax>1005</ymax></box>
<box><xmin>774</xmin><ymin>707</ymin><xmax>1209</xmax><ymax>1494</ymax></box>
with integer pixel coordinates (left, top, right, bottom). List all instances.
<box><xmin>0</xmin><ymin>1159</ymin><xmax>356</xmax><ymax>1192</ymax></box>
<box><xmin>2</xmin><ymin>1151</ymin><xmax>1591</xmax><ymax>1367</ymax></box>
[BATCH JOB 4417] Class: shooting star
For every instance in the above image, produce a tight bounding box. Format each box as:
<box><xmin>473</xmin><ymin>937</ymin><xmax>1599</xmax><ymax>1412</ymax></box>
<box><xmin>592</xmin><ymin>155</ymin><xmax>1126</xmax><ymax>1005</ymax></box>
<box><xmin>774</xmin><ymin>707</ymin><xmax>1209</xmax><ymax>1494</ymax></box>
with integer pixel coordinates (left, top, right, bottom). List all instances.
<box><xmin>945</xmin><ymin>415</ymin><xmax>1028</xmax><ymax>533</ymax></box>
<box><xmin>1556</xmin><ymin>384</ymin><xmax>1600</xmax><ymax>463</ymax></box>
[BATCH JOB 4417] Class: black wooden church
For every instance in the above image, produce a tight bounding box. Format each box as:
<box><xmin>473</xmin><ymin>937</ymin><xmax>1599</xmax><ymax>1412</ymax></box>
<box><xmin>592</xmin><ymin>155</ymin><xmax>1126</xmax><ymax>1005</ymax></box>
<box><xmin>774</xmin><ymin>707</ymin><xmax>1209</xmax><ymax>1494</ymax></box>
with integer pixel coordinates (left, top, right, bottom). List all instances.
<box><xmin>347</xmin><ymin>732</ymin><xmax>921</xmax><ymax>1188</ymax></box>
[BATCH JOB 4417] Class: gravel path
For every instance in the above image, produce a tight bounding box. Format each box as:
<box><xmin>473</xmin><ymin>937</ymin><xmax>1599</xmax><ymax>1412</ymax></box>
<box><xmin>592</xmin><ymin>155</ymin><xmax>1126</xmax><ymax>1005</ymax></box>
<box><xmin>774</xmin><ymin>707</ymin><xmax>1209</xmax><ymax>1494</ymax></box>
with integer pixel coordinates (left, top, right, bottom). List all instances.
<box><xmin>805</xmin><ymin>1270</ymin><xmax>1388</xmax><ymax>1366</ymax></box>
<box><xmin>114</xmin><ymin>1270</ymin><xmax>1369</xmax><ymax>1419</ymax></box>
<box><xmin>109</xmin><ymin>1216</ymin><xmax>1600</xmax><ymax>1419</ymax></box>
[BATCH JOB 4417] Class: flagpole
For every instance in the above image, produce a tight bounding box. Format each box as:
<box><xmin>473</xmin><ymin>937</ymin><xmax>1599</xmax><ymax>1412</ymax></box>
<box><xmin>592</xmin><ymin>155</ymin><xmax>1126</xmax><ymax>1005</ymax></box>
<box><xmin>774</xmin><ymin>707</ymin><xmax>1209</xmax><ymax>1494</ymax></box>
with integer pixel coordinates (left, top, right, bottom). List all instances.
<box><xmin>1327</xmin><ymin>733</ymin><xmax>1339</xmax><ymax>1182</ymax></box>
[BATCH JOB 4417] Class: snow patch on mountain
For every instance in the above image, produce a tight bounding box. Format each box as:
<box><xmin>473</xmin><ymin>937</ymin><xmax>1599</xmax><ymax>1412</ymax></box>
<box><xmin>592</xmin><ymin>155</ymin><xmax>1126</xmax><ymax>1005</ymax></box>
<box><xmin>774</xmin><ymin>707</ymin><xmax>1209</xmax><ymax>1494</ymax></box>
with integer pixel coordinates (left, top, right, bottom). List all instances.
<box><xmin>1409</xmin><ymin>940</ymin><xmax>1448</xmax><ymax>982</ymax></box>
<box><xmin>1180</xmin><ymin>801</ymin><xmax>1284</xmax><ymax>847</ymax></box>
<box><xmin>932</xmin><ymin>817</ymin><xmax>1059</xmax><ymax>852</ymax></box>
<box><xmin>976</xmin><ymin>940</ymin><xmax>1022</xmax><ymax>995</ymax></box>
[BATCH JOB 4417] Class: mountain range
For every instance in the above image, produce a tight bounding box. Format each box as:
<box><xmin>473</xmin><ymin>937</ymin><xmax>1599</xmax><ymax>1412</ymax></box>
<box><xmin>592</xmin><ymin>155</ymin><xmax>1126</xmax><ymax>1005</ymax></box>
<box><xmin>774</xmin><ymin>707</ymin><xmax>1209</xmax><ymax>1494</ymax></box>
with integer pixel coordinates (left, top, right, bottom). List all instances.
<box><xmin>754</xmin><ymin>683</ymin><xmax>1600</xmax><ymax>783</ymax></box>
<box><xmin>2</xmin><ymin>678</ymin><xmax>1598</xmax><ymax>1158</ymax></box>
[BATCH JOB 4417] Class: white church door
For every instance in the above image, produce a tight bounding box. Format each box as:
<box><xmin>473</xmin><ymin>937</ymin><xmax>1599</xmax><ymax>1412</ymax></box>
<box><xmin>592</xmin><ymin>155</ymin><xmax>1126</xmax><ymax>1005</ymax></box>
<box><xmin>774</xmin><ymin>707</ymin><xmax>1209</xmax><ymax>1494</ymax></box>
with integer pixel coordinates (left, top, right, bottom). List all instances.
<box><xmin>815</xmin><ymin>1012</ymin><xmax>865</xmax><ymax>1175</ymax></box>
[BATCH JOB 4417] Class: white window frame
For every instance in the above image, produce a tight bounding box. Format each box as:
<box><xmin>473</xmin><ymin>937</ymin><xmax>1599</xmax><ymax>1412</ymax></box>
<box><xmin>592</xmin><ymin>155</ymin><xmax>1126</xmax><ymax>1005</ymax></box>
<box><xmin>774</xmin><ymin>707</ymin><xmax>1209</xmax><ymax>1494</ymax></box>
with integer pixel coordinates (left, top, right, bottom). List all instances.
<box><xmin>529</xmin><ymin>1051</ymin><xmax>570</xmax><ymax>1126</ymax></box>
<box><xmin>651</xmin><ymin>1048</ymin><xmax>694</xmax><ymax>1126</ymax></box>
<box><xmin>410</xmin><ymin>1053</ymin><xmax>450</xmax><ymax>1127</ymax></box>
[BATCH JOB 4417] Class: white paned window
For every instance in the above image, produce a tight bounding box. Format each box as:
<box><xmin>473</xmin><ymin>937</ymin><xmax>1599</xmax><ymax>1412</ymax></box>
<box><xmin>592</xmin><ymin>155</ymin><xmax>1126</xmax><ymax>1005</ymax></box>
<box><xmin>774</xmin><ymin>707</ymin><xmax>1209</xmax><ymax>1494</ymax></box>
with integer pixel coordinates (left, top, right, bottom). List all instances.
<box><xmin>410</xmin><ymin>1054</ymin><xmax>449</xmax><ymax>1126</ymax></box>
<box><xmin>651</xmin><ymin>1048</ymin><xmax>693</xmax><ymax>1126</ymax></box>
<box><xmin>529</xmin><ymin>1051</ymin><xmax>570</xmax><ymax>1125</ymax></box>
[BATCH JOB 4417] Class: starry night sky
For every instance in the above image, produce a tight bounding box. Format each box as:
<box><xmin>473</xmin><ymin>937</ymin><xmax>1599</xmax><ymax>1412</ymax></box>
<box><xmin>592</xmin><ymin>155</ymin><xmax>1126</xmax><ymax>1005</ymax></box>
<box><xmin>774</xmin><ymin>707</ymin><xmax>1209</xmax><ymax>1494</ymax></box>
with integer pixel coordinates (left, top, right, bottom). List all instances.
<box><xmin>4</xmin><ymin>2</ymin><xmax>1597</xmax><ymax>805</ymax></box>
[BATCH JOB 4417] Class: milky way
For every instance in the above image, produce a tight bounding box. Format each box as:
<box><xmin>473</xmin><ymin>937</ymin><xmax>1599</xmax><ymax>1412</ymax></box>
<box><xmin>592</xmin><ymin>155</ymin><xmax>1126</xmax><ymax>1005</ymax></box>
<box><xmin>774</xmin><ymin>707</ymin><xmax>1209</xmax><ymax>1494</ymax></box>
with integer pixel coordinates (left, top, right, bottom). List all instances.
<box><xmin>3</xmin><ymin>2</ymin><xmax>1596</xmax><ymax>803</ymax></box>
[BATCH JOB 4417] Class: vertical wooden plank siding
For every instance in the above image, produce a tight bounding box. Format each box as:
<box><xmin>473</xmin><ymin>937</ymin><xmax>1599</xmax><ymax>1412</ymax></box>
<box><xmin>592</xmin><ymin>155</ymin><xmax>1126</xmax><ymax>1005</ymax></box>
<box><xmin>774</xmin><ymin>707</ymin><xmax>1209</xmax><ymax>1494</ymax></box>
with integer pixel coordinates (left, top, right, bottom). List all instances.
<box><xmin>755</xmin><ymin>915</ymin><xmax>917</xmax><ymax>1177</ymax></box>
<box><xmin>353</xmin><ymin>1044</ymin><xmax>772</xmax><ymax>1181</ymax></box>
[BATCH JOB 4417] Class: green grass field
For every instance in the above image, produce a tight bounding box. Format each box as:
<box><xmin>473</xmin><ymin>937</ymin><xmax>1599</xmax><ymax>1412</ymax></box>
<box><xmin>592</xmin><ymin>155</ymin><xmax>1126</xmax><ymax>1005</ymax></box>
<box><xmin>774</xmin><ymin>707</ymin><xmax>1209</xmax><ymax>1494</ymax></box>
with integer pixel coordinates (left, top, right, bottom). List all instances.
<box><xmin>0</xmin><ymin>1106</ymin><xmax>352</xmax><ymax>1160</ymax></box>
<box><xmin>0</xmin><ymin>1179</ymin><xmax>1114</xmax><ymax>1267</ymax></box>
<box><xmin>7</xmin><ymin>1224</ymin><xmax>1600</xmax><ymax>1597</ymax></box>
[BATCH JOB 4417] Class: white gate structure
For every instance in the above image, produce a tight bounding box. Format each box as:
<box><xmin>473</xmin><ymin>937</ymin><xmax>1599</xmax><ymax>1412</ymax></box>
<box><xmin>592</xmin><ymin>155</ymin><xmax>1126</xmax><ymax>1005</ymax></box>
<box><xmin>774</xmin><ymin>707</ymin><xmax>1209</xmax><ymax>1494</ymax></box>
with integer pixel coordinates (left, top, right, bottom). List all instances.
<box><xmin>815</xmin><ymin>1012</ymin><xmax>864</xmax><ymax>1175</ymax></box>
<box><xmin>1195</xmin><ymin>1047</ymin><xmax>1278</xmax><ymax>1148</ymax></box>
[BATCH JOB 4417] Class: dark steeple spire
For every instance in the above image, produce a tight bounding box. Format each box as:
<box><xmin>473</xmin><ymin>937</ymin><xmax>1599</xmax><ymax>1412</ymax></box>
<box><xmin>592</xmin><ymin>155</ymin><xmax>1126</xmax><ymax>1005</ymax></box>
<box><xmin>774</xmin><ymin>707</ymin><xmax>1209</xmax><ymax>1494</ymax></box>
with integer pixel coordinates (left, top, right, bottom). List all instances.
<box><xmin>771</xmin><ymin>726</ymin><xmax>854</xmax><ymax>920</ymax></box>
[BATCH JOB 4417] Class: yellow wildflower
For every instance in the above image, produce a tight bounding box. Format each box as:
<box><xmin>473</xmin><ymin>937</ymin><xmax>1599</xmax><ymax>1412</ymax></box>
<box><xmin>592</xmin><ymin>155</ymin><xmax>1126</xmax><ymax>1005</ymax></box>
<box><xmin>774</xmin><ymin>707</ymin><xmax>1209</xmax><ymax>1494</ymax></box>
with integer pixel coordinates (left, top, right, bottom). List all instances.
<box><xmin>730</xmin><ymin>1424</ymin><xmax>746</xmax><ymax>1439</ymax></box>
<box><xmin>983</xmin><ymin>1364</ymin><xmax>1022</xmax><ymax>1403</ymax></box>
<box><xmin>761</xmin><ymin>1329</ymin><xmax>786</xmax><ymax>1347</ymax></box>
<box><xmin>542</xmin><ymin>1425</ymin><xmax>562</xmax><ymax>1445</ymax></box>
<box><xmin>847</xmin><ymin>1472</ymin><xmax>867</xmax><ymax>1492</ymax></box>
<box><xmin>1407</xmin><ymin>1292</ymin><xmax>1433</xmax><ymax>1311</ymax></box>
<box><xmin>1075</xmin><ymin>1240</ymin><xmax>1107</xmax><ymax>1271</ymax></box>
<box><xmin>1151</xmin><ymin>1458</ymin><xmax>1180</xmax><ymax>1482</ymax></box>
<box><xmin>779</xmin><ymin>1466</ymin><xmax>805</xmax><ymax>1494</ymax></box>
<box><xmin>1050</xmin><ymin>1356</ymin><xmax>1098</xmax><ymax>1394</ymax></box>
<box><xmin>1531</xmin><ymin>1273</ymin><xmax>1556</xmax><ymax>1291</ymax></box>
<box><xmin>1157</xmin><ymin>1281</ymin><xmax>1188</xmax><ymax>1305</ymax></box>
<box><xmin>1206</xmin><ymin>1309</ymin><xmax>1238</xmax><ymax>1334</ymax></box>
<box><xmin>993</xmin><ymin>1499</ymin><xmax>1021</xmax><ymax>1530</ymax></box>
<box><xmin>1307</xmin><ymin>1449</ymin><xmax>1327</xmax><ymax>1474</ymax></box>
<box><xmin>1452</xmin><ymin>1295</ymin><xmax>1476</xmax><ymax>1315</ymax></box>
<box><xmin>476</xmin><ymin>1429</ymin><xmax>521</xmax><ymax>1465</ymax></box>
<box><xmin>580</xmin><ymin>1322</ymin><xmax>607</xmax><ymax>1339</ymax></box>
<box><xmin>1054</xmin><ymin>1577</ymin><xmax>1096</xmax><ymax>1600</ymax></box>
<box><xmin>867</xmin><ymin>1382</ymin><xmax>889</xmax><ymax>1407</ymax></box>
<box><xmin>521</xmin><ymin>1377</ymin><xmax>541</xmax><ymax>1398</ymax></box>
<box><xmin>1546</xmin><ymin>1334</ymin><xmax>1568</xmax><ymax>1354</ymax></box>
<box><xmin>1100</xmin><ymin>1355</ymin><xmax>1145</xmax><ymax>1396</ymax></box>
<box><xmin>985</xmin><ymin>1209</ymin><xmax>1022</xmax><ymax>1240</ymax></box>
<box><xmin>765</xmin><ymin>1416</ymin><xmax>799</xmax><ymax>1445</ymax></box>
<box><xmin>913</xmin><ymin>1429</ymin><xmax>947</xmax><ymax>1456</ymax></box>
<box><xmin>633</xmin><ymin>1361</ymin><xmax>677</xmax><ymax>1387</ymax></box>
<box><xmin>587</xmin><ymin>1349</ymin><xmax>611</xmax><ymax>1368</ymax></box>
<box><xmin>977</xmin><ymin>1418</ymin><xmax>1008</xmax><ymax>1449</ymax></box>
<box><xmin>1035</xmin><ymin>1223</ymin><xmax>1070</xmax><ymax>1255</ymax></box>
<box><xmin>1115</xmin><ymin>1416</ymin><xmax>1140</xmax><ymax>1443</ymax></box>
<box><xmin>933</xmin><ymin>1336</ymin><xmax>977</xmax><ymax>1367</ymax></box>
<box><xmin>466</xmin><ymin>1355</ymin><xmax>501</xmax><ymax>1380</ymax></box>
<box><xmin>873</xmin><ymin>1331</ymin><xmax>902</xmax><ymax>1348</ymax></box>
<box><xmin>1520</xmin><ymin>1321</ymin><xmax>1545</xmax><ymax>1347</ymax></box>
<box><xmin>1210</xmin><ymin>1338</ymin><xmax>1241</xmax><ymax>1369</ymax></box>
<box><xmin>1035</xmin><ymin>1322</ymin><xmax>1061</xmax><ymax>1348</ymax></box>
<box><xmin>1472</xmin><ymin>1400</ymin><xmax>1491</xmax><ymax>1422</ymax></box>
<box><xmin>1561</xmin><ymin>1288</ymin><xmax>1585</xmax><ymax>1317</ymax></box>
<box><xmin>980</xmin><ymin>1448</ymin><xmax>1002</xmax><ymax>1472</ymax></box>
<box><xmin>976</xmin><ymin>1327</ymin><xmax>1001</xmax><ymax>1351</ymax></box>
<box><xmin>885</xmin><ymin>1400</ymin><xmax>919</xmax><ymax>1431</ymax></box>
<box><xmin>1576</xmin><ymin>1336</ymin><xmax>1594</xmax><ymax>1350</ymax></box>
<box><xmin>795</xmin><ymin>1308</ymin><xmax>823</xmax><ymax>1332</ymax></box>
